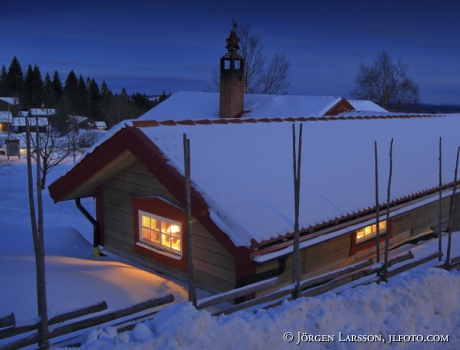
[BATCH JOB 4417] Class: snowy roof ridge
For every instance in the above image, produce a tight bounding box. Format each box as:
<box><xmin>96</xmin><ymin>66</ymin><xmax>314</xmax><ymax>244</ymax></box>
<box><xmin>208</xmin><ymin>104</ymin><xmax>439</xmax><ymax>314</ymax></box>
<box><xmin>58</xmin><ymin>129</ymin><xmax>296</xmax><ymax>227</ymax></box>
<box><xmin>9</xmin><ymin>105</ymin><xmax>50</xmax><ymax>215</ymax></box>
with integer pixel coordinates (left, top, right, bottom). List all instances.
<box><xmin>132</xmin><ymin>113</ymin><xmax>448</xmax><ymax>128</ymax></box>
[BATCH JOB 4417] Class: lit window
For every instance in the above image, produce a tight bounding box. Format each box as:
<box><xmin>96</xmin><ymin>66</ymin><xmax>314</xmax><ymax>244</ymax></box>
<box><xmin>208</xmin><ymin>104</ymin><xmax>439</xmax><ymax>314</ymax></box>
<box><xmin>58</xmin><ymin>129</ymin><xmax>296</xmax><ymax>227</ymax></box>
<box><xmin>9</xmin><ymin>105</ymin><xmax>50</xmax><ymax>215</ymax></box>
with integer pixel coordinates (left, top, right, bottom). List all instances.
<box><xmin>139</xmin><ymin>210</ymin><xmax>182</xmax><ymax>255</ymax></box>
<box><xmin>356</xmin><ymin>220</ymin><xmax>386</xmax><ymax>244</ymax></box>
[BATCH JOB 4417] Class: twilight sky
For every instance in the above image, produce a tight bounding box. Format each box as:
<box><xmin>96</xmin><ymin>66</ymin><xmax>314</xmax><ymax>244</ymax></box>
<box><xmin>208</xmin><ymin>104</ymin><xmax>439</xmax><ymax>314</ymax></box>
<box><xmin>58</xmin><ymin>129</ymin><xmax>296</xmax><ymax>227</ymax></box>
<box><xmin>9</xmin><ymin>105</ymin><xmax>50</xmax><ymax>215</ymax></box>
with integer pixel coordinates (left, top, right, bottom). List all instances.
<box><xmin>1</xmin><ymin>0</ymin><xmax>459</xmax><ymax>104</ymax></box>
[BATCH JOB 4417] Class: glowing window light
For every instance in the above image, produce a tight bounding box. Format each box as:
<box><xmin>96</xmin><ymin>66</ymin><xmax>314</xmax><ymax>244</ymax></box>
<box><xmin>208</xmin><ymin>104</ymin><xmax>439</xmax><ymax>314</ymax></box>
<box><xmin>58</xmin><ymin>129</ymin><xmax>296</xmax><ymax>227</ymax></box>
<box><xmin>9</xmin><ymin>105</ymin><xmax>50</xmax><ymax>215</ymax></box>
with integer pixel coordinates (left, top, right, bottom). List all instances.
<box><xmin>139</xmin><ymin>211</ymin><xmax>182</xmax><ymax>255</ymax></box>
<box><xmin>356</xmin><ymin>220</ymin><xmax>387</xmax><ymax>244</ymax></box>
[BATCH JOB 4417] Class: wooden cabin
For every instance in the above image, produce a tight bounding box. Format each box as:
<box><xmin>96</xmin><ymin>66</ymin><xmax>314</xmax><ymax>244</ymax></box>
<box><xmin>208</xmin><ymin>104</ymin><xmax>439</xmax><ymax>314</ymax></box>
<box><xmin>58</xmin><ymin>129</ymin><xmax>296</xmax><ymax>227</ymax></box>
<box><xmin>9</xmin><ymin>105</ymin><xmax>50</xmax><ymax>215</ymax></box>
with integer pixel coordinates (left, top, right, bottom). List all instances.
<box><xmin>48</xmin><ymin>28</ymin><xmax>460</xmax><ymax>295</ymax></box>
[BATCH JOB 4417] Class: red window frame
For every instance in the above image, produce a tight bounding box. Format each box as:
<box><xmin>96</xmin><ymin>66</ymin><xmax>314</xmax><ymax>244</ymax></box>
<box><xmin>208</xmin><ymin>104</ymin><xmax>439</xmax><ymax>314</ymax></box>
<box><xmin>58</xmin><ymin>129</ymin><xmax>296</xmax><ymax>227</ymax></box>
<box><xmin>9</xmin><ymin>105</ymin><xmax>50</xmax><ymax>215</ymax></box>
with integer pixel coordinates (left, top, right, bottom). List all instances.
<box><xmin>131</xmin><ymin>197</ymin><xmax>188</xmax><ymax>272</ymax></box>
<box><xmin>350</xmin><ymin>219</ymin><xmax>393</xmax><ymax>256</ymax></box>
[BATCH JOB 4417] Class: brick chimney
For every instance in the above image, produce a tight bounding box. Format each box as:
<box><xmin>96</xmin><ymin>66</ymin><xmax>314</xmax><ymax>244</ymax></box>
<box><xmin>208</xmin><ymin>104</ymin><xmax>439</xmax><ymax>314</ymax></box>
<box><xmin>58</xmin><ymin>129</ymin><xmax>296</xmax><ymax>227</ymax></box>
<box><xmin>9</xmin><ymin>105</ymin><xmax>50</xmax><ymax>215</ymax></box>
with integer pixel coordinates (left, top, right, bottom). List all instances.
<box><xmin>219</xmin><ymin>21</ymin><xmax>245</xmax><ymax>118</ymax></box>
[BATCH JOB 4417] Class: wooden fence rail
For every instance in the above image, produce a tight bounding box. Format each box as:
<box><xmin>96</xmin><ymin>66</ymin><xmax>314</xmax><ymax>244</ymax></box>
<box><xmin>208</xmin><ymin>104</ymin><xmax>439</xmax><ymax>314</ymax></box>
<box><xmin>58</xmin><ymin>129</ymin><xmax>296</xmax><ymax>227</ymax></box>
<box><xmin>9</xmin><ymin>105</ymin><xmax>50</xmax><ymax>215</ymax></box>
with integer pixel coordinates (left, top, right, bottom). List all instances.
<box><xmin>0</xmin><ymin>314</ymin><xmax>15</xmax><ymax>330</ymax></box>
<box><xmin>0</xmin><ymin>301</ymin><xmax>107</xmax><ymax>340</ymax></box>
<box><xmin>0</xmin><ymin>294</ymin><xmax>174</xmax><ymax>350</ymax></box>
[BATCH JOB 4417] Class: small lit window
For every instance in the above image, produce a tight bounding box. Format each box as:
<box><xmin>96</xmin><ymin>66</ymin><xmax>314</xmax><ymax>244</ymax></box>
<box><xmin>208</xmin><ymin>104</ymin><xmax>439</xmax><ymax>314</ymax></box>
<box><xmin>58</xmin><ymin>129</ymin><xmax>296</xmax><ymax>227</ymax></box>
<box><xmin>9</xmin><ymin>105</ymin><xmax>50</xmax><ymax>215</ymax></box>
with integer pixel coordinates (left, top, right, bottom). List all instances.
<box><xmin>224</xmin><ymin>60</ymin><xmax>231</xmax><ymax>69</ymax></box>
<box><xmin>139</xmin><ymin>210</ymin><xmax>182</xmax><ymax>255</ymax></box>
<box><xmin>356</xmin><ymin>220</ymin><xmax>386</xmax><ymax>244</ymax></box>
<box><xmin>234</xmin><ymin>60</ymin><xmax>241</xmax><ymax>69</ymax></box>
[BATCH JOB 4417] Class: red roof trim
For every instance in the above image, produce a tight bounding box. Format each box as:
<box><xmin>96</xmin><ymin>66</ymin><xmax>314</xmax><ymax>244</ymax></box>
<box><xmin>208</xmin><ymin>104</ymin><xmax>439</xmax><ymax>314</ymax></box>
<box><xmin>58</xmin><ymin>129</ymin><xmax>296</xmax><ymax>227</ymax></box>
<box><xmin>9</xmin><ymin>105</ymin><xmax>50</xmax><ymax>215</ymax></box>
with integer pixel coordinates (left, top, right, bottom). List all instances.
<box><xmin>132</xmin><ymin>120</ymin><xmax>159</xmax><ymax>127</ymax></box>
<box><xmin>130</xmin><ymin>114</ymin><xmax>447</xmax><ymax>129</ymax></box>
<box><xmin>177</xmin><ymin>120</ymin><xmax>196</xmax><ymax>125</ymax></box>
<box><xmin>195</xmin><ymin>119</ymin><xmax>213</xmax><ymax>124</ymax></box>
<box><xmin>159</xmin><ymin>120</ymin><xmax>177</xmax><ymax>125</ymax></box>
<box><xmin>212</xmin><ymin>119</ymin><xmax>229</xmax><ymax>124</ymax></box>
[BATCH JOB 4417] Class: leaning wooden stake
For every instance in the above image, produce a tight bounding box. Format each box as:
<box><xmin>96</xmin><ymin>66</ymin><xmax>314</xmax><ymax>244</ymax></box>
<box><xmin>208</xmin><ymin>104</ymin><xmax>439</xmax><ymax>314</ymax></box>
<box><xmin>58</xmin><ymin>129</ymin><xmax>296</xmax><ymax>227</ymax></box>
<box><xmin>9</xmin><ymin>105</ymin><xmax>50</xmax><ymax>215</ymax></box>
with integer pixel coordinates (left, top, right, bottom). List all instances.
<box><xmin>382</xmin><ymin>138</ymin><xmax>393</xmax><ymax>282</ymax></box>
<box><xmin>183</xmin><ymin>134</ymin><xmax>197</xmax><ymax>307</ymax></box>
<box><xmin>374</xmin><ymin>141</ymin><xmax>380</xmax><ymax>263</ymax></box>
<box><xmin>446</xmin><ymin>146</ymin><xmax>460</xmax><ymax>267</ymax></box>
<box><xmin>26</xmin><ymin>118</ymin><xmax>50</xmax><ymax>349</ymax></box>
<box><xmin>291</xmin><ymin>123</ymin><xmax>303</xmax><ymax>299</ymax></box>
<box><xmin>438</xmin><ymin>137</ymin><xmax>443</xmax><ymax>261</ymax></box>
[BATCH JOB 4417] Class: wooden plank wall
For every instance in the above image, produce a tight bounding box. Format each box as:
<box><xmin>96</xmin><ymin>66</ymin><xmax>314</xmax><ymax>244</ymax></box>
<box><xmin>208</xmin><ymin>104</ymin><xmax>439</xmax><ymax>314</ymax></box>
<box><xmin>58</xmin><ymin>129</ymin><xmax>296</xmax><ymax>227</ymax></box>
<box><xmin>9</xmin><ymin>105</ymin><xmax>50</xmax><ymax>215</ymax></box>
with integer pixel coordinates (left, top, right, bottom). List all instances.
<box><xmin>102</xmin><ymin>158</ymin><xmax>235</xmax><ymax>293</ymax></box>
<box><xmin>256</xmin><ymin>192</ymin><xmax>460</xmax><ymax>296</ymax></box>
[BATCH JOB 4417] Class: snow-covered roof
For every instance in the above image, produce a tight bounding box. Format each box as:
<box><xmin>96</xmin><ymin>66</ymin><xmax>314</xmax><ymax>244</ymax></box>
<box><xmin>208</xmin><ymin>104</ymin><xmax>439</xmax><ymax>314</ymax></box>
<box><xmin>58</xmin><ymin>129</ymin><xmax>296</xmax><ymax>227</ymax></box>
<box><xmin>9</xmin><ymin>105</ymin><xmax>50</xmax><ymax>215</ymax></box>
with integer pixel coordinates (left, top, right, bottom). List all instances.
<box><xmin>138</xmin><ymin>91</ymin><xmax>346</xmax><ymax>121</ymax></box>
<box><xmin>95</xmin><ymin>121</ymin><xmax>107</xmax><ymax>128</ymax></box>
<box><xmin>0</xmin><ymin>111</ymin><xmax>12</xmax><ymax>122</ymax></box>
<box><xmin>0</xmin><ymin>97</ymin><xmax>19</xmax><ymax>105</ymax></box>
<box><xmin>12</xmin><ymin>117</ymin><xmax>49</xmax><ymax>126</ymax></box>
<box><xmin>29</xmin><ymin>108</ymin><xmax>56</xmax><ymax>116</ymax></box>
<box><xmin>348</xmin><ymin>100</ymin><xmax>388</xmax><ymax>112</ymax></box>
<box><xmin>70</xmin><ymin>115</ymin><xmax>88</xmax><ymax>124</ymax></box>
<box><xmin>134</xmin><ymin>115</ymin><xmax>460</xmax><ymax>247</ymax></box>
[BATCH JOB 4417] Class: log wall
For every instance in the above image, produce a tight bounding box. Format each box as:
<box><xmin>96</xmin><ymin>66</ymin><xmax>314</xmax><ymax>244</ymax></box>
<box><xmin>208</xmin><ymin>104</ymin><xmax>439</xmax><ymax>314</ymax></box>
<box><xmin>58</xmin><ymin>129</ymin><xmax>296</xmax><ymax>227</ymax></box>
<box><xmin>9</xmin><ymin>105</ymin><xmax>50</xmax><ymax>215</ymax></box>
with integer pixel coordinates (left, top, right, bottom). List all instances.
<box><xmin>101</xmin><ymin>157</ymin><xmax>235</xmax><ymax>293</ymax></box>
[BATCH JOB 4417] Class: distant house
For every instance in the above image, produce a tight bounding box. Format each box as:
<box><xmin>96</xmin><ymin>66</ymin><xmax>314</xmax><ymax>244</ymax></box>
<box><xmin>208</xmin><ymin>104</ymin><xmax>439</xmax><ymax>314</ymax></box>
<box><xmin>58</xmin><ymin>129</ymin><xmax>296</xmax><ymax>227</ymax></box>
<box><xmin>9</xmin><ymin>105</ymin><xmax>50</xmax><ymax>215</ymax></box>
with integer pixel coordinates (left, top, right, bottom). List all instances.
<box><xmin>0</xmin><ymin>97</ymin><xmax>19</xmax><ymax>112</ymax></box>
<box><xmin>12</xmin><ymin>116</ymin><xmax>49</xmax><ymax>133</ymax></box>
<box><xmin>0</xmin><ymin>111</ymin><xmax>12</xmax><ymax>131</ymax></box>
<box><xmin>49</xmin><ymin>27</ymin><xmax>460</xmax><ymax>295</ymax></box>
<box><xmin>95</xmin><ymin>121</ymin><xmax>107</xmax><ymax>131</ymax></box>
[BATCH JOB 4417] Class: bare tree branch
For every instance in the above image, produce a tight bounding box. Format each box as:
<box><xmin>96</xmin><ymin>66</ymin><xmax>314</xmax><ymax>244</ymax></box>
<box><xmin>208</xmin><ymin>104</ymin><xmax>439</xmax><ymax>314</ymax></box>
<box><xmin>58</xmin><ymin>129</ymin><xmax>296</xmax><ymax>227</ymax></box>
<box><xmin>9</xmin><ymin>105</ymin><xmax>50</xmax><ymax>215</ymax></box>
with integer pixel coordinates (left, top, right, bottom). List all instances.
<box><xmin>350</xmin><ymin>50</ymin><xmax>419</xmax><ymax>110</ymax></box>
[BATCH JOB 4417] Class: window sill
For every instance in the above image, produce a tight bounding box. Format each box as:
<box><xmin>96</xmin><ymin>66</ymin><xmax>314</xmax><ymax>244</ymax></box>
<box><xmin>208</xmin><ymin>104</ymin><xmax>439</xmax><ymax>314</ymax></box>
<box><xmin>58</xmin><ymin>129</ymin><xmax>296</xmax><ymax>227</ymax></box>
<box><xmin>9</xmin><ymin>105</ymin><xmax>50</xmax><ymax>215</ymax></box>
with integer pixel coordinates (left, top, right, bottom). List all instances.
<box><xmin>136</xmin><ymin>242</ymin><xmax>182</xmax><ymax>261</ymax></box>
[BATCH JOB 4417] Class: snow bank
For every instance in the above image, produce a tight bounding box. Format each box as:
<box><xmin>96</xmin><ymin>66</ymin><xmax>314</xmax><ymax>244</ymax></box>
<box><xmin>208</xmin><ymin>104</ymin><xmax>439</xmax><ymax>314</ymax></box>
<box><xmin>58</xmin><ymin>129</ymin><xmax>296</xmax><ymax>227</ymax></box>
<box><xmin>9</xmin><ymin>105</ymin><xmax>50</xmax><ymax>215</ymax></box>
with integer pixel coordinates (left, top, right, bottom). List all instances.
<box><xmin>78</xmin><ymin>267</ymin><xmax>460</xmax><ymax>349</ymax></box>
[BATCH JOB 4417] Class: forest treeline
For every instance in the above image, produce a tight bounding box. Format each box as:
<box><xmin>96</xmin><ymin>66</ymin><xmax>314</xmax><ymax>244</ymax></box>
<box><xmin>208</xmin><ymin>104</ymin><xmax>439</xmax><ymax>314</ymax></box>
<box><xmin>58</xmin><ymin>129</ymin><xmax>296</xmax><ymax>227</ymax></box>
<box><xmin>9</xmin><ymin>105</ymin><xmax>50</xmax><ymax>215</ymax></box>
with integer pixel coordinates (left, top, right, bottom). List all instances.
<box><xmin>0</xmin><ymin>57</ymin><xmax>170</xmax><ymax>129</ymax></box>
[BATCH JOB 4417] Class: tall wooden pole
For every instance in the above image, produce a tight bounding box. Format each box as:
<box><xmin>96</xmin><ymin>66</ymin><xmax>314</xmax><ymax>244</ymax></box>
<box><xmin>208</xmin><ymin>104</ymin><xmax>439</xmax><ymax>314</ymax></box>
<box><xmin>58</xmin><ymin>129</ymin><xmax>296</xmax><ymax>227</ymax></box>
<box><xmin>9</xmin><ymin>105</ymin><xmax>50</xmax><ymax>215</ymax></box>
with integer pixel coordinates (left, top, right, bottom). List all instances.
<box><xmin>183</xmin><ymin>134</ymin><xmax>197</xmax><ymax>307</ymax></box>
<box><xmin>446</xmin><ymin>146</ymin><xmax>460</xmax><ymax>267</ymax></box>
<box><xmin>383</xmin><ymin>138</ymin><xmax>393</xmax><ymax>282</ymax></box>
<box><xmin>374</xmin><ymin>141</ymin><xmax>380</xmax><ymax>263</ymax></box>
<box><xmin>438</xmin><ymin>137</ymin><xmax>443</xmax><ymax>261</ymax></box>
<box><xmin>26</xmin><ymin>118</ymin><xmax>49</xmax><ymax>349</ymax></box>
<box><xmin>292</xmin><ymin>123</ymin><xmax>303</xmax><ymax>299</ymax></box>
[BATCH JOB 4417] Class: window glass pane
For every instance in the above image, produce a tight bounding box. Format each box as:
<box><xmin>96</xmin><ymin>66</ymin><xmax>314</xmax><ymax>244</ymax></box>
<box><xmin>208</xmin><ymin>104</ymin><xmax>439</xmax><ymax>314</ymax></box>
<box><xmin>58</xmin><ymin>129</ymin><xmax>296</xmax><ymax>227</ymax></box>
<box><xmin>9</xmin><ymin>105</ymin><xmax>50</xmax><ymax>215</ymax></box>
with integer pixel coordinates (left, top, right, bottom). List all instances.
<box><xmin>380</xmin><ymin>221</ymin><xmax>386</xmax><ymax>231</ymax></box>
<box><xmin>364</xmin><ymin>226</ymin><xmax>372</xmax><ymax>235</ymax></box>
<box><xmin>151</xmin><ymin>218</ymin><xmax>159</xmax><ymax>230</ymax></box>
<box><xmin>142</xmin><ymin>227</ymin><xmax>151</xmax><ymax>241</ymax></box>
<box><xmin>161</xmin><ymin>233</ymin><xmax>171</xmax><ymax>248</ymax></box>
<box><xmin>171</xmin><ymin>238</ymin><xmax>181</xmax><ymax>251</ymax></box>
<box><xmin>356</xmin><ymin>229</ymin><xmax>364</xmax><ymax>240</ymax></box>
<box><xmin>161</xmin><ymin>221</ymin><xmax>170</xmax><ymax>233</ymax></box>
<box><xmin>142</xmin><ymin>216</ymin><xmax>150</xmax><ymax>228</ymax></box>
<box><xmin>139</xmin><ymin>211</ymin><xmax>182</xmax><ymax>255</ymax></box>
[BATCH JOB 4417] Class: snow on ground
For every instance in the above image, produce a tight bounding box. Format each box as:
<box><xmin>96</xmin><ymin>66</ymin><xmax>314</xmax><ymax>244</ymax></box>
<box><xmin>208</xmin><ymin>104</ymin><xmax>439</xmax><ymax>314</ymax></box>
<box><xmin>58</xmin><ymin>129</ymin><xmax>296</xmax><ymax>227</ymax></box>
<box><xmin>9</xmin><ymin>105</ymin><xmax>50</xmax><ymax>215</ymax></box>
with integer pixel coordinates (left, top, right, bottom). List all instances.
<box><xmin>1</xmin><ymin>156</ymin><xmax>460</xmax><ymax>349</ymax></box>
<box><xmin>0</xmin><ymin>156</ymin><xmax>190</xmax><ymax>325</ymax></box>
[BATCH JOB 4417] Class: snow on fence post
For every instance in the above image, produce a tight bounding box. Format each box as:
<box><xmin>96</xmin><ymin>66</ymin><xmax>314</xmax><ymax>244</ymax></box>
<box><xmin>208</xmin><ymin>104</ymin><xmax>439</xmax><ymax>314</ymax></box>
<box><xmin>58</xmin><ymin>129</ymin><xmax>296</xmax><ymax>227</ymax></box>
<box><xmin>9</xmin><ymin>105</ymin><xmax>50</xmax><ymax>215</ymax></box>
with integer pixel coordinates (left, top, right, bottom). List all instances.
<box><xmin>383</xmin><ymin>138</ymin><xmax>393</xmax><ymax>282</ymax></box>
<box><xmin>291</xmin><ymin>123</ymin><xmax>303</xmax><ymax>299</ymax></box>
<box><xmin>446</xmin><ymin>146</ymin><xmax>460</xmax><ymax>267</ymax></box>
<box><xmin>374</xmin><ymin>141</ymin><xmax>380</xmax><ymax>264</ymax></box>
<box><xmin>183</xmin><ymin>134</ymin><xmax>197</xmax><ymax>307</ymax></box>
<box><xmin>438</xmin><ymin>137</ymin><xmax>443</xmax><ymax>262</ymax></box>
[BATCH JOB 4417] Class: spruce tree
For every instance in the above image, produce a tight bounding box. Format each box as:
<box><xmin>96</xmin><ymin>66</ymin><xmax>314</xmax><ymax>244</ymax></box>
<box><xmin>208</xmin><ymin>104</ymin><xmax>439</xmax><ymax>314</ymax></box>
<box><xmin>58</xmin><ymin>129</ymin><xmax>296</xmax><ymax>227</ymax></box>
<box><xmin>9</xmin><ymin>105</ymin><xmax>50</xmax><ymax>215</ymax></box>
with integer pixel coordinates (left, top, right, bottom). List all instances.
<box><xmin>0</xmin><ymin>65</ymin><xmax>8</xmax><ymax>96</ymax></box>
<box><xmin>77</xmin><ymin>74</ymin><xmax>87</xmax><ymax>116</ymax></box>
<box><xmin>52</xmin><ymin>70</ymin><xmax>63</xmax><ymax>102</ymax></box>
<box><xmin>32</xmin><ymin>65</ymin><xmax>45</xmax><ymax>108</ymax></box>
<box><xmin>64</xmin><ymin>70</ymin><xmax>78</xmax><ymax>112</ymax></box>
<box><xmin>89</xmin><ymin>78</ymin><xmax>100</xmax><ymax>119</ymax></box>
<box><xmin>7</xmin><ymin>56</ymin><xmax>24</xmax><ymax>102</ymax></box>
<box><xmin>43</xmin><ymin>72</ymin><xmax>54</xmax><ymax>107</ymax></box>
<box><xmin>23</xmin><ymin>64</ymin><xmax>34</xmax><ymax>109</ymax></box>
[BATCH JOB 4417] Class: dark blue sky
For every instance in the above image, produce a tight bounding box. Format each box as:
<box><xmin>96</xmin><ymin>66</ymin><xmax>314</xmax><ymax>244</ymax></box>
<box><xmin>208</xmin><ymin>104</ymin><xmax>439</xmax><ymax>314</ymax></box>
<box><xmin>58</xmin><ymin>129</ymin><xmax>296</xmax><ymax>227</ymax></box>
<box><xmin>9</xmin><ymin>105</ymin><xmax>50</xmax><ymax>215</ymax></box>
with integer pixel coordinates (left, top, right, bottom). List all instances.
<box><xmin>2</xmin><ymin>0</ymin><xmax>459</xmax><ymax>104</ymax></box>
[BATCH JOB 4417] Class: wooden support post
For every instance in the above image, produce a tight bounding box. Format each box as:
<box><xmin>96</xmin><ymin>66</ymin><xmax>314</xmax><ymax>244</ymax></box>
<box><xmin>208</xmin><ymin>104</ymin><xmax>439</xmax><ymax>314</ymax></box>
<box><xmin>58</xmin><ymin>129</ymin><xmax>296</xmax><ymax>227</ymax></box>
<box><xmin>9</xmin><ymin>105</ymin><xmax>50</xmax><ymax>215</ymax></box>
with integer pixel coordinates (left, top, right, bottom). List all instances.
<box><xmin>383</xmin><ymin>138</ymin><xmax>393</xmax><ymax>282</ymax></box>
<box><xmin>438</xmin><ymin>137</ymin><xmax>443</xmax><ymax>262</ymax></box>
<box><xmin>291</xmin><ymin>123</ymin><xmax>303</xmax><ymax>299</ymax></box>
<box><xmin>183</xmin><ymin>134</ymin><xmax>197</xmax><ymax>307</ymax></box>
<box><xmin>446</xmin><ymin>146</ymin><xmax>460</xmax><ymax>268</ymax></box>
<box><xmin>374</xmin><ymin>141</ymin><xmax>380</xmax><ymax>264</ymax></box>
